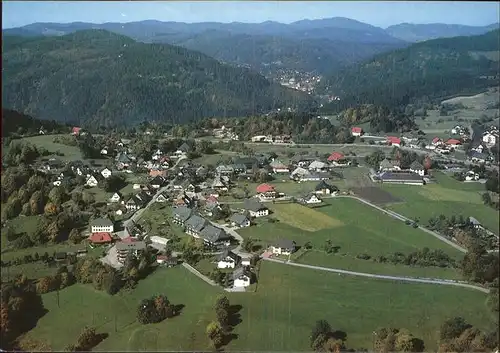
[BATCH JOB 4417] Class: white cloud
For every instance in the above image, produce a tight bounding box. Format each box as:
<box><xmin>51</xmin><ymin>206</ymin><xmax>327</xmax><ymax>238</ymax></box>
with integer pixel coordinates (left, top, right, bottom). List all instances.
<box><xmin>121</xmin><ymin>13</ymin><xmax>127</xmax><ymax>17</ymax></box>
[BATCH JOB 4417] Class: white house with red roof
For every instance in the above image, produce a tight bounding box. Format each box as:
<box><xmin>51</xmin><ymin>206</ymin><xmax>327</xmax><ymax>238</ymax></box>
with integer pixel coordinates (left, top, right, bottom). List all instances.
<box><xmin>351</xmin><ymin>127</ymin><xmax>363</xmax><ymax>137</ymax></box>
<box><xmin>446</xmin><ymin>138</ymin><xmax>462</xmax><ymax>146</ymax></box>
<box><xmin>386</xmin><ymin>136</ymin><xmax>401</xmax><ymax>147</ymax></box>
<box><xmin>72</xmin><ymin>127</ymin><xmax>82</xmax><ymax>135</ymax></box>
<box><xmin>88</xmin><ymin>232</ymin><xmax>113</xmax><ymax>245</ymax></box>
<box><xmin>327</xmin><ymin>152</ymin><xmax>345</xmax><ymax>162</ymax></box>
<box><xmin>431</xmin><ymin>137</ymin><xmax>443</xmax><ymax>146</ymax></box>
<box><xmin>256</xmin><ymin>183</ymin><xmax>276</xmax><ymax>200</ymax></box>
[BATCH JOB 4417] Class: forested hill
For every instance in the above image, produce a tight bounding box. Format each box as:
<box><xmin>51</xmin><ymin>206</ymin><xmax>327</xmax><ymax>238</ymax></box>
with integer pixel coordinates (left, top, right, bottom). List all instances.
<box><xmin>2</xmin><ymin>109</ymin><xmax>69</xmax><ymax>138</ymax></box>
<box><xmin>1</xmin><ymin>30</ymin><xmax>315</xmax><ymax>127</ymax></box>
<box><xmin>319</xmin><ymin>29</ymin><xmax>500</xmax><ymax>112</ymax></box>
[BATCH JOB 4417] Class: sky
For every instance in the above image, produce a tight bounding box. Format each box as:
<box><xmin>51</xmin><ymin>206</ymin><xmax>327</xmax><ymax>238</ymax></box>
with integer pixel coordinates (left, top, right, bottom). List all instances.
<box><xmin>2</xmin><ymin>1</ymin><xmax>499</xmax><ymax>29</ymax></box>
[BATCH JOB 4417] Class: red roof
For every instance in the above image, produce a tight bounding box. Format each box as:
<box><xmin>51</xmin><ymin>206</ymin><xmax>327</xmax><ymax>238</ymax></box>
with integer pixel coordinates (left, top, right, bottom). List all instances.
<box><xmin>327</xmin><ymin>152</ymin><xmax>345</xmax><ymax>161</ymax></box>
<box><xmin>256</xmin><ymin>183</ymin><xmax>275</xmax><ymax>193</ymax></box>
<box><xmin>206</xmin><ymin>195</ymin><xmax>218</xmax><ymax>204</ymax></box>
<box><xmin>432</xmin><ymin>137</ymin><xmax>441</xmax><ymax>143</ymax></box>
<box><xmin>446</xmin><ymin>138</ymin><xmax>462</xmax><ymax>145</ymax></box>
<box><xmin>72</xmin><ymin>127</ymin><xmax>82</xmax><ymax>134</ymax></box>
<box><xmin>121</xmin><ymin>236</ymin><xmax>137</xmax><ymax>243</ymax></box>
<box><xmin>88</xmin><ymin>232</ymin><xmax>113</xmax><ymax>244</ymax></box>
<box><xmin>387</xmin><ymin>136</ymin><xmax>401</xmax><ymax>145</ymax></box>
<box><xmin>351</xmin><ymin>127</ymin><xmax>363</xmax><ymax>133</ymax></box>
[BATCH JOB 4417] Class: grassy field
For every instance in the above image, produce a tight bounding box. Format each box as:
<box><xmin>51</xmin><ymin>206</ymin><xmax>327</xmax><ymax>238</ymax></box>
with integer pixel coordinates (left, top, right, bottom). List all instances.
<box><xmin>240</xmin><ymin>198</ymin><xmax>464</xmax><ymax>279</ymax></box>
<box><xmin>243</xmin><ymin>198</ymin><xmax>462</xmax><ymax>257</ymax></box>
<box><xmin>294</xmin><ymin>250</ymin><xmax>462</xmax><ymax>280</ymax></box>
<box><xmin>17</xmin><ymin>134</ymin><xmax>83</xmax><ymax>160</ymax></box>
<box><xmin>269</xmin><ymin>203</ymin><xmax>343</xmax><ymax>231</ymax></box>
<box><xmin>381</xmin><ymin>172</ymin><xmax>499</xmax><ymax>234</ymax></box>
<box><xmin>20</xmin><ymin>261</ymin><xmax>493</xmax><ymax>351</ymax></box>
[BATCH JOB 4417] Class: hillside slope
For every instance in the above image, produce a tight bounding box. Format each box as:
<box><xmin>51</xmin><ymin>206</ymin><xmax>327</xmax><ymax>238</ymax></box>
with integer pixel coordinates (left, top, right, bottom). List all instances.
<box><xmin>2</xmin><ymin>30</ymin><xmax>314</xmax><ymax>127</ymax></box>
<box><xmin>320</xmin><ymin>30</ymin><xmax>500</xmax><ymax>110</ymax></box>
<box><xmin>1</xmin><ymin>109</ymin><xmax>69</xmax><ymax>138</ymax></box>
<box><xmin>386</xmin><ymin>23</ymin><xmax>499</xmax><ymax>42</ymax></box>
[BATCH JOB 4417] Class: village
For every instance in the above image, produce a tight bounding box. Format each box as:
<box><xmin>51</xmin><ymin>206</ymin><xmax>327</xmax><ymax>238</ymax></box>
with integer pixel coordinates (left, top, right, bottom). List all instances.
<box><xmin>27</xmin><ymin>118</ymin><xmax>498</xmax><ymax>293</ymax></box>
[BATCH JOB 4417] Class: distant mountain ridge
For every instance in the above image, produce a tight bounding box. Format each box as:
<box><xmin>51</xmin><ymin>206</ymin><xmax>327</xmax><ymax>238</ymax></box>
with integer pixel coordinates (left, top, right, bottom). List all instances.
<box><xmin>4</xmin><ymin>18</ymin><xmax>497</xmax><ymax>75</ymax></box>
<box><xmin>2</xmin><ymin>30</ymin><xmax>314</xmax><ymax>127</ymax></box>
<box><xmin>1</xmin><ymin>18</ymin><xmax>408</xmax><ymax>75</ymax></box>
<box><xmin>319</xmin><ymin>29</ymin><xmax>500</xmax><ymax>110</ymax></box>
<box><xmin>386</xmin><ymin>22</ymin><xmax>499</xmax><ymax>42</ymax></box>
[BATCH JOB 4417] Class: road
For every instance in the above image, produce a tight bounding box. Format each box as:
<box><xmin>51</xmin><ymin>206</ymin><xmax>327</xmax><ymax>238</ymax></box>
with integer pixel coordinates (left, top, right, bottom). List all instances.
<box><xmin>337</xmin><ymin>195</ymin><xmax>467</xmax><ymax>253</ymax></box>
<box><xmin>262</xmin><ymin>258</ymin><xmax>489</xmax><ymax>293</ymax></box>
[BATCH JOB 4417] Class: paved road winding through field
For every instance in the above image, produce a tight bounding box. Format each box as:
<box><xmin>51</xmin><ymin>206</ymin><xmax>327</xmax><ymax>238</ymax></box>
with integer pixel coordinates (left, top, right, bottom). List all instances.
<box><xmin>262</xmin><ymin>258</ymin><xmax>489</xmax><ymax>293</ymax></box>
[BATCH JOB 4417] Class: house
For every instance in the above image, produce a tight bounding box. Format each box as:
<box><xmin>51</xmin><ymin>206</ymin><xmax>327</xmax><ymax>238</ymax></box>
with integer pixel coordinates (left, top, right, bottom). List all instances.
<box><xmin>116</xmin><ymin>241</ymin><xmax>147</xmax><ymax>263</ymax></box>
<box><xmin>109</xmin><ymin>192</ymin><xmax>122</xmax><ymax>203</ymax></box>
<box><xmin>470</xmin><ymin>151</ymin><xmax>487</xmax><ymax>163</ymax></box>
<box><xmin>155</xmin><ymin>193</ymin><xmax>169</xmax><ymax>203</ymax></box>
<box><xmin>230</xmin><ymin>214</ymin><xmax>251</xmax><ymax>228</ymax></box>
<box><xmin>291</xmin><ymin>155</ymin><xmax>316</xmax><ymax>167</ymax></box>
<box><xmin>314</xmin><ymin>180</ymin><xmax>338</xmax><ymax>195</ymax></box>
<box><xmin>150</xmin><ymin>175</ymin><xmax>165</xmax><ymax>189</ymax></box>
<box><xmin>465</xmin><ymin>171</ymin><xmax>479</xmax><ymax>181</ymax></box>
<box><xmin>409</xmin><ymin>161</ymin><xmax>425</xmax><ymax>176</ymax></box>
<box><xmin>88</xmin><ymin>232</ymin><xmax>113</xmax><ymax>245</ymax></box>
<box><xmin>156</xmin><ymin>255</ymin><xmax>178</xmax><ymax>267</ymax></box>
<box><xmin>200</xmin><ymin>224</ymin><xmax>230</xmax><ymax>246</ymax></box>
<box><xmin>256</xmin><ymin>183</ymin><xmax>276</xmax><ymax>199</ymax></box>
<box><xmin>53</xmin><ymin>180</ymin><xmax>62</xmax><ymax>186</ymax></box>
<box><xmin>90</xmin><ymin>218</ymin><xmax>114</xmax><ymax>233</ymax></box>
<box><xmin>379</xmin><ymin>158</ymin><xmax>400</xmax><ymax>172</ymax></box>
<box><xmin>86</xmin><ymin>175</ymin><xmax>99</xmax><ymax>187</ymax></box>
<box><xmin>115</xmin><ymin>152</ymin><xmax>132</xmax><ymax>168</ymax></box>
<box><xmin>446</xmin><ymin>138</ymin><xmax>462</xmax><ymax>147</ymax></box>
<box><xmin>431</xmin><ymin>137</ymin><xmax>443</xmax><ymax>146</ymax></box>
<box><xmin>300</xmin><ymin>193</ymin><xmax>322</xmax><ymax>205</ymax></box>
<box><xmin>230</xmin><ymin>163</ymin><xmax>245</xmax><ymax>174</ymax></box>
<box><xmin>387</xmin><ymin>136</ymin><xmax>401</xmax><ymax>147</ymax></box>
<box><xmin>468</xmin><ymin>217</ymin><xmax>483</xmax><ymax>230</ymax></box>
<box><xmin>125</xmin><ymin>197</ymin><xmax>141</xmax><ymax>212</ymax></box>
<box><xmin>290</xmin><ymin>167</ymin><xmax>310</xmax><ymax>179</ymax></box>
<box><xmin>211</xmin><ymin>176</ymin><xmax>228</xmax><ymax>191</ymax></box>
<box><xmin>379</xmin><ymin>171</ymin><xmax>424</xmax><ymax>185</ymax></box>
<box><xmin>72</xmin><ymin>127</ymin><xmax>82</xmax><ymax>135</ymax></box>
<box><xmin>482</xmin><ymin>132</ymin><xmax>498</xmax><ymax>146</ymax></box>
<box><xmin>327</xmin><ymin>152</ymin><xmax>345</xmax><ymax>162</ymax></box>
<box><xmin>217</xmin><ymin>249</ymin><xmax>241</xmax><ymax>269</ymax></box>
<box><xmin>241</xmin><ymin>257</ymin><xmax>252</xmax><ymax>267</ymax></box>
<box><xmin>308</xmin><ymin>160</ymin><xmax>327</xmax><ymax>172</ymax></box>
<box><xmin>175</xmin><ymin>142</ymin><xmax>191</xmax><ymax>155</ymax></box>
<box><xmin>185</xmin><ymin>214</ymin><xmax>209</xmax><ymax>237</ymax></box>
<box><xmin>351</xmin><ymin>127</ymin><xmax>363</xmax><ymax>137</ymax></box>
<box><xmin>243</xmin><ymin>198</ymin><xmax>269</xmax><ymax>218</ymax></box>
<box><xmin>39</xmin><ymin>128</ymin><xmax>45</xmax><ymax>135</ymax></box>
<box><xmin>270</xmin><ymin>160</ymin><xmax>290</xmax><ymax>174</ymax></box>
<box><xmin>232</xmin><ymin>267</ymin><xmax>253</xmax><ymax>287</ymax></box>
<box><xmin>100</xmin><ymin>148</ymin><xmax>108</xmax><ymax>155</ymax></box>
<box><xmin>149</xmin><ymin>169</ymin><xmax>168</xmax><ymax>178</ymax></box>
<box><xmin>271</xmin><ymin>239</ymin><xmax>296</xmax><ymax>255</ymax></box>
<box><xmin>216</xmin><ymin>164</ymin><xmax>234</xmax><ymax>176</ymax></box>
<box><xmin>172</xmin><ymin>206</ymin><xmax>194</xmax><ymax>225</ymax></box>
<box><xmin>174</xmin><ymin>193</ymin><xmax>195</xmax><ymax>208</ymax></box>
<box><xmin>100</xmin><ymin>168</ymin><xmax>112</xmax><ymax>179</ymax></box>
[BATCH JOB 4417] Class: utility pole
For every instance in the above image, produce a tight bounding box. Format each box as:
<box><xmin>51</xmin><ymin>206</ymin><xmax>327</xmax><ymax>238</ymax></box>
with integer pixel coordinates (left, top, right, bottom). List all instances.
<box><xmin>56</xmin><ymin>289</ymin><xmax>60</xmax><ymax>308</ymax></box>
<box><xmin>114</xmin><ymin>314</ymin><xmax>117</xmax><ymax>333</ymax></box>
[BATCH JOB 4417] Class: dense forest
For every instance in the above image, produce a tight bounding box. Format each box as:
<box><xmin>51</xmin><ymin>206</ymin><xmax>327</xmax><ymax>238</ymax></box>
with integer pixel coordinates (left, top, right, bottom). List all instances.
<box><xmin>164</xmin><ymin>31</ymin><xmax>403</xmax><ymax>74</ymax></box>
<box><xmin>319</xmin><ymin>29</ymin><xmax>500</xmax><ymax>111</ymax></box>
<box><xmin>2</xmin><ymin>109</ymin><xmax>69</xmax><ymax>138</ymax></box>
<box><xmin>2</xmin><ymin>30</ymin><xmax>315</xmax><ymax>127</ymax></box>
